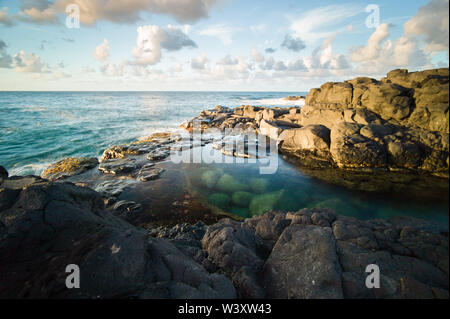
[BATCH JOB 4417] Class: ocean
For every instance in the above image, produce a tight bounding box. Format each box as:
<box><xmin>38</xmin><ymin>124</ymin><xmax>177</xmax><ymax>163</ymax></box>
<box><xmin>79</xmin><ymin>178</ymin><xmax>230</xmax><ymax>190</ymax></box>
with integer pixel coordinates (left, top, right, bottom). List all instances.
<box><xmin>0</xmin><ymin>91</ymin><xmax>306</xmax><ymax>176</ymax></box>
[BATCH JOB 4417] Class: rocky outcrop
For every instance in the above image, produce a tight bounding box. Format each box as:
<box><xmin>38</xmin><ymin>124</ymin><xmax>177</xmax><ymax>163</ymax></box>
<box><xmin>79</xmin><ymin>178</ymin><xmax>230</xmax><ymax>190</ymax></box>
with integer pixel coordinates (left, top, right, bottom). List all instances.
<box><xmin>41</xmin><ymin>157</ymin><xmax>98</xmax><ymax>181</ymax></box>
<box><xmin>0</xmin><ymin>174</ymin><xmax>236</xmax><ymax>299</ymax></box>
<box><xmin>182</xmin><ymin>68</ymin><xmax>449</xmax><ymax>178</ymax></box>
<box><xmin>291</xmin><ymin>68</ymin><xmax>449</xmax><ymax>176</ymax></box>
<box><xmin>0</xmin><ymin>164</ymin><xmax>447</xmax><ymax>299</ymax></box>
<box><xmin>157</xmin><ymin>209</ymin><xmax>449</xmax><ymax>299</ymax></box>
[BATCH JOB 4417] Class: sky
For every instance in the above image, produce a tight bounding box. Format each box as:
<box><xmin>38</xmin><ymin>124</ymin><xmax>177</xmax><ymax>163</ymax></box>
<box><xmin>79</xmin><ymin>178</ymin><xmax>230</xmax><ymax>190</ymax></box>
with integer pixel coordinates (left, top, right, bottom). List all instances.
<box><xmin>0</xmin><ymin>0</ymin><xmax>448</xmax><ymax>91</ymax></box>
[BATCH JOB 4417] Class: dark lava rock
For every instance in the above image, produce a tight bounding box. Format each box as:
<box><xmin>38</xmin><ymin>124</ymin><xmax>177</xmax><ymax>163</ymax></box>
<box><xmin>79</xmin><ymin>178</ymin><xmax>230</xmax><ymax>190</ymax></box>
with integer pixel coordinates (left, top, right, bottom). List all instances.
<box><xmin>0</xmin><ymin>166</ymin><xmax>8</xmax><ymax>178</ymax></box>
<box><xmin>0</xmin><ymin>179</ymin><xmax>235</xmax><ymax>299</ymax></box>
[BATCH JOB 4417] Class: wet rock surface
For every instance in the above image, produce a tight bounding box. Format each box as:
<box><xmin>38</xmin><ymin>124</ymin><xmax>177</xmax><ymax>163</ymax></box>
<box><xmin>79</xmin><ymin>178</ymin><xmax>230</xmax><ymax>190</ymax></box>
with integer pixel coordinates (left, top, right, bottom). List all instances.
<box><xmin>41</xmin><ymin>157</ymin><xmax>98</xmax><ymax>181</ymax></box>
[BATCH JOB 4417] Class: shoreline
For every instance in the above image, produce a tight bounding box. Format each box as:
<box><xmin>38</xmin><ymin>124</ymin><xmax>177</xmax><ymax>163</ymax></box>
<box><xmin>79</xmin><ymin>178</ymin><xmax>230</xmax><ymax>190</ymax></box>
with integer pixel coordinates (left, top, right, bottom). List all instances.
<box><xmin>0</xmin><ymin>67</ymin><xmax>448</xmax><ymax>299</ymax></box>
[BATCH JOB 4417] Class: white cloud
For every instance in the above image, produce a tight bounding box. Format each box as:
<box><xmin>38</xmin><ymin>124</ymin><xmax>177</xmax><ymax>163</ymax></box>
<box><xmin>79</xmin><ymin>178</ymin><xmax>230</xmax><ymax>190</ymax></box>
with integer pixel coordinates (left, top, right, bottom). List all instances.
<box><xmin>12</xmin><ymin>50</ymin><xmax>50</xmax><ymax>73</ymax></box>
<box><xmin>191</xmin><ymin>53</ymin><xmax>209</xmax><ymax>70</ymax></box>
<box><xmin>217</xmin><ymin>55</ymin><xmax>238</xmax><ymax>65</ymax></box>
<box><xmin>251</xmin><ymin>48</ymin><xmax>264</xmax><ymax>63</ymax></box>
<box><xmin>100</xmin><ymin>63</ymin><xmax>125</xmax><ymax>77</ymax></box>
<box><xmin>198</xmin><ymin>24</ymin><xmax>236</xmax><ymax>45</ymax></box>
<box><xmin>6</xmin><ymin>0</ymin><xmax>220</xmax><ymax>25</ymax></box>
<box><xmin>0</xmin><ymin>7</ymin><xmax>15</xmax><ymax>26</ymax></box>
<box><xmin>290</xmin><ymin>3</ymin><xmax>364</xmax><ymax>43</ymax></box>
<box><xmin>351</xmin><ymin>23</ymin><xmax>432</xmax><ymax>75</ymax></box>
<box><xmin>404</xmin><ymin>0</ymin><xmax>449</xmax><ymax>52</ymax></box>
<box><xmin>132</xmin><ymin>25</ymin><xmax>197</xmax><ymax>66</ymax></box>
<box><xmin>93</xmin><ymin>39</ymin><xmax>110</xmax><ymax>61</ymax></box>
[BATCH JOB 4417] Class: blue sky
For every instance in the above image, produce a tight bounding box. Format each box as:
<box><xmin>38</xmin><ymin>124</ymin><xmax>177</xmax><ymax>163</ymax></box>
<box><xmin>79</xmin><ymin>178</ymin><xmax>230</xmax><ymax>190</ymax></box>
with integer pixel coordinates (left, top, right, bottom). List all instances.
<box><xmin>0</xmin><ymin>0</ymin><xmax>448</xmax><ymax>91</ymax></box>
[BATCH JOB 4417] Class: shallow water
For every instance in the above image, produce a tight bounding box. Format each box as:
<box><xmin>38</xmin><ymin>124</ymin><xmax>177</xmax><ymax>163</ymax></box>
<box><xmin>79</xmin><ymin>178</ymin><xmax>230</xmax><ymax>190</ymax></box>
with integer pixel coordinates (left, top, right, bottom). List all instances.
<box><xmin>183</xmin><ymin>145</ymin><xmax>449</xmax><ymax>225</ymax></box>
<box><xmin>0</xmin><ymin>91</ymin><xmax>305</xmax><ymax>175</ymax></box>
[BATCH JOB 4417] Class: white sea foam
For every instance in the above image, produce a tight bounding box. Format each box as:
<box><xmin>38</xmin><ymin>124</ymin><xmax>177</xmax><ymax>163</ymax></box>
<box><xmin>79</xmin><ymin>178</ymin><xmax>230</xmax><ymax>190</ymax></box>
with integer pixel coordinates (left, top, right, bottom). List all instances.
<box><xmin>9</xmin><ymin>162</ymin><xmax>50</xmax><ymax>177</ymax></box>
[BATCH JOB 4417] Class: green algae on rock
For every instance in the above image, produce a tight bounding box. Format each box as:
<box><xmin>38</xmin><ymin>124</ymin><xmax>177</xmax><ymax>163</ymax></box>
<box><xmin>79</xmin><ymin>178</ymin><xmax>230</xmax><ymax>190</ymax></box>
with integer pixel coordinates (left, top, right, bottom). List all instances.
<box><xmin>248</xmin><ymin>177</ymin><xmax>269</xmax><ymax>194</ymax></box>
<box><xmin>231</xmin><ymin>191</ymin><xmax>253</xmax><ymax>207</ymax></box>
<box><xmin>249</xmin><ymin>189</ymin><xmax>285</xmax><ymax>215</ymax></box>
<box><xmin>216</xmin><ymin>173</ymin><xmax>249</xmax><ymax>193</ymax></box>
<box><xmin>41</xmin><ymin>157</ymin><xmax>98</xmax><ymax>181</ymax></box>
<box><xmin>208</xmin><ymin>193</ymin><xmax>231</xmax><ymax>210</ymax></box>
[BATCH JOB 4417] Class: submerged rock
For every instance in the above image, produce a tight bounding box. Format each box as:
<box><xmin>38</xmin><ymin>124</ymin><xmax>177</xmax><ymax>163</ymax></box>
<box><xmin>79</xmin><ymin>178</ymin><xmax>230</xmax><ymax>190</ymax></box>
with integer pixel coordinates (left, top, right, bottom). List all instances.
<box><xmin>41</xmin><ymin>157</ymin><xmax>98</xmax><ymax>181</ymax></box>
<box><xmin>249</xmin><ymin>189</ymin><xmax>284</xmax><ymax>215</ymax></box>
<box><xmin>231</xmin><ymin>191</ymin><xmax>253</xmax><ymax>207</ymax></box>
<box><xmin>200</xmin><ymin>169</ymin><xmax>222</xmax><ymax>189</ymax></box>
<box><xmin>248</xmin><ymin>177</ymin><xmax>269</xmax><ymax>194</ymax></box>
<box><xmin>208</xmin><ymin>193</ymin><xmax>231</xmax><ymax>210</ymax></box>
<box><xmin>216</xmin><ymin>173</ymin><xmax>249</xmax><ymax>193</ymax></box>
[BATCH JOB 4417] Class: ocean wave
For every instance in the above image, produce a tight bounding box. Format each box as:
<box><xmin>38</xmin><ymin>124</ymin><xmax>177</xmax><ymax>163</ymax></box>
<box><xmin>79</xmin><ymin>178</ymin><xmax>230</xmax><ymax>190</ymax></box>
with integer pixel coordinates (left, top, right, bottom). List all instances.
<box><xmin>9</xmin><ymin>162</ymin><xmax>50</xmax><ymax>176</ymax></box>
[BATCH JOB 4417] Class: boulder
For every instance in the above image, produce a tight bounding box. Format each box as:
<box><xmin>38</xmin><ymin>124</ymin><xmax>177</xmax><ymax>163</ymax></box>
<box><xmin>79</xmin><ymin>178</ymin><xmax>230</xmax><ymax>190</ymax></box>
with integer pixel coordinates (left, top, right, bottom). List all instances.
<box><xmin>248</xmin><ymin>178</ymin><xmax>269</xmax><ymax>194</ymax></box>
<box><xmin>202</xmin><ymin>218</ymin><xmax>267</xmax><ymax>298</ymax></box>
<box><xmin>41</xmin><ymin>157</ymin><xmax>98</xmax><ymax>181</ymax></box>
<box><xmin>216</xmin><ymin>174</ymin><xmax>249</xmax><ymax>193</ymax></box>
<box><xmin>208</xmin><ymin>193</ymin><xmax>231</xmax><ymax>210</ymax></box>
<box><xmin>0</xmin><ymin>180</ymin><xmax>236</xmax><ymax>299</ymax></box>
<box><xmin>264</xmin><ymin>224</ymin><xmax>344</xmax><ymax>298</ymax></box>
<box><xmin>330</xmin><ymin>122</ymin><xmax>387</xmax><ymax>169</ymax></box>
<box><xmin>249</xmin><ymin>189</ymin><xmax>284</xmax><ymax>215</ymax></box>
<box><xmin>0</xmin><ymin>166</ymin><xmax>8</xmax><ymax>178</ymax></box>
<box><xmin>231</xmin><ymin>191</ymin><xmax>253</xmax><ymax>207</ymax></box>
<box><xmin>278</xmin><ymin>125</ymin><xmax>331</xmax><ymax>158</ymax></box>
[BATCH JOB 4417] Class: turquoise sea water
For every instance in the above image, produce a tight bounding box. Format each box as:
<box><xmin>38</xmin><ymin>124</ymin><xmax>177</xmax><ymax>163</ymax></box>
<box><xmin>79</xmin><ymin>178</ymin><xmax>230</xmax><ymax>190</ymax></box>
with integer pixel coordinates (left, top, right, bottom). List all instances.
<box><xmin>0</xmin><ymin>91</ymin><xmax>448</xmax><ymax>224</ymax></box>
<box><xmin>0</xmin><ymin>91</ymin><xmax>304</xmax><ymax>175</ymax></box>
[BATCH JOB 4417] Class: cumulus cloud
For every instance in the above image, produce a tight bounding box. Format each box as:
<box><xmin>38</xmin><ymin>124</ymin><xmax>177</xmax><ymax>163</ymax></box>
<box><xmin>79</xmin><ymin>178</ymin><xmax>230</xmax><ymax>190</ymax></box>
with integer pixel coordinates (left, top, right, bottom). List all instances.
<box><xmin>0</xmin><ymin>40</ymin><xmax>12</xmax><ymax>68</ymax></box>
<box><xmin>0</xmin><ymin>7</ymin><xmax>15</xmax><ymax>26</ymax></box>
<box><xmin>265</xmin><ymin>48</ymin><xmax>276</xmax><ymax>54</ymax></box>
<box><xmin>93</xmin><ymin>39</ymin><xmax>110</xmax><ymax>61</ymax></box>
<box><xmin>404</xmin><ymin>0</ymin><xmax>449</xmax><ymax>52</ymax></box>
<box><xmin>12</xmin><ymin>50</ymin><xmax>50</xmax><ymax>73</ymax></box>
<box><xmin>351</xmin><ymin>23</ymin><xmax>431</xmax><ymax>75</ymax></box>
<box><xmin>217</xmin><ymin>55</ymin><xmax>238</xmax><ymax>65</ymax></box>
<box><xmin>3</xmin><ymin>0</ymin><xmax>220</xmax><ymax>26</ymax></box>
<box><xmin>251</xmin><ymin>48</ymin><xmax>265</xmax><ymax>63</ymax></box>
<box><xmin>100</xmin><ymin>63</ymin><xmax>125</xmax><ymax>77</ymax></box>
<box><xmin>198</xmin><ymin>24</ymin><xmax>236</xmax><ymax>45</ymax></box>
<box><xmin>281</xmin><ymin>34</ymin><xmax>306</xmax><ymax>52</ymax></box>
<box><xmin>132</xmin><ymin>25</ymin><xmax>197</xmax><ymax>66</ymax></box>
<box><xmin>191</xmin><ymin>53</ymin><xmax>209</xmax><ymax>70</ymax></box>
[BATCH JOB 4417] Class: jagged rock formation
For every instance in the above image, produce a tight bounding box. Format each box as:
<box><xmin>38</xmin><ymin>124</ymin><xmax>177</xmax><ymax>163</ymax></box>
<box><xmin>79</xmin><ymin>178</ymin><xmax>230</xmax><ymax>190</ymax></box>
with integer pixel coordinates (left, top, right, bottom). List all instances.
<box><xmin>183</xmin><ymin>68</ymin><xmax>449</xmax><ymax>178</ymax></box>
<box><xmin>1</xmin><ymin>167</ymin><xmax>448</xmax><ymax>299</ymax></box>
<box><xmin>0</xmin><ymin>173</ymin><xmax>236</xmax><ymax>299</ymax></box>
<box><xmin>153</xmin><ymin>209</ymin><xmax>449</xmax><ymax>299</ymax></box>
